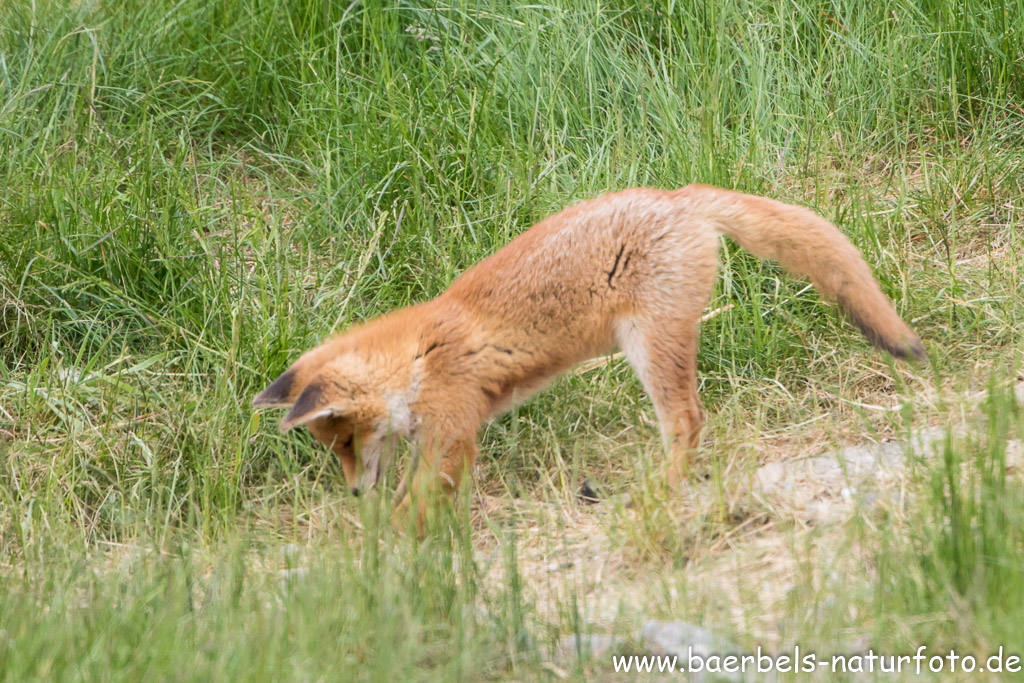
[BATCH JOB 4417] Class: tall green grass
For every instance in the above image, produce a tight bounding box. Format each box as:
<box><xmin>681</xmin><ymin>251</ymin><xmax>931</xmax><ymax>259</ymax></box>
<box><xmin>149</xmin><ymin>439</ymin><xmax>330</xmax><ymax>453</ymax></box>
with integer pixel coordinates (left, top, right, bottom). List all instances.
<box><xmin>875</xmin><ymin>381</ymin><xmax>1024</xmax><ymax>650</ymax></box>
<box><xmin>787</xmin><ymin>379</ymin><xmax>1024</xmax><ymax>660</ymax></box>
<box><xmin>1</xmin><ymin>0</ymin><xmax>1022</xmax><ymax>679</ymax></box>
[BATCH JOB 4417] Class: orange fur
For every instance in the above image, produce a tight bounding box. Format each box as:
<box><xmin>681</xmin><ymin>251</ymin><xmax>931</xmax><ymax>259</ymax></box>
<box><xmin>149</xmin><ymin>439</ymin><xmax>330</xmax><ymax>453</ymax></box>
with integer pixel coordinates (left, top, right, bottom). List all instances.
<box><xmin>254</xmin><ymin>185</ymin><xmax>924</xmax><ymax>519</ymax></box>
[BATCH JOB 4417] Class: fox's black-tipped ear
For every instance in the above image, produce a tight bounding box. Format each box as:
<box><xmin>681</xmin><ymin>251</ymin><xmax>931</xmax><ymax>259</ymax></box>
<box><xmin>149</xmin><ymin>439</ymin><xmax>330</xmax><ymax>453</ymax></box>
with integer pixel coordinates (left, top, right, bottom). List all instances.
<box><xmin>253</xmin><ymin>368</ymin><xmax>299</xmax><ymax>407</ymax></box>
<box><xmin>279</xmin><ymin>381</ymin><xmax>349</xmax><ymax>433</ymax></box>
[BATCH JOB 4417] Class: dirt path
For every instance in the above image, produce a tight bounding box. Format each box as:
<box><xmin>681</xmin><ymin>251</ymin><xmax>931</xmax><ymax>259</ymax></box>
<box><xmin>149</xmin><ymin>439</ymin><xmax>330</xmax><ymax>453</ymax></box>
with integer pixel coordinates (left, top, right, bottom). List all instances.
<box><xmin>474</xmin><ymin>383</ymin><xmax>1024</xmax><ymax>661</ymax></box>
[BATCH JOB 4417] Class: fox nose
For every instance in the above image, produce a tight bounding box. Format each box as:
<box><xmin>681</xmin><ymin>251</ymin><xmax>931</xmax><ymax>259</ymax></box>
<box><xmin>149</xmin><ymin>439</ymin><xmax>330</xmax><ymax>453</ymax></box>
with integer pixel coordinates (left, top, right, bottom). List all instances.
<box><xmin>351</xmin><ymin>487</ymin><xmax>360</xmax><ymax>497</ymax></box>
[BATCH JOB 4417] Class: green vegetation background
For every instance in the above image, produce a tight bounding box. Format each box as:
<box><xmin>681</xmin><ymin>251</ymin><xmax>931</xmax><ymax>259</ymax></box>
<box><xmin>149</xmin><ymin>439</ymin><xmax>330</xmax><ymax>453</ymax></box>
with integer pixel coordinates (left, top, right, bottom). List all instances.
<box><xmin>1</xmin><ymin>1</ymin><xmax>1021</xmax><ymax>680</ymax></box>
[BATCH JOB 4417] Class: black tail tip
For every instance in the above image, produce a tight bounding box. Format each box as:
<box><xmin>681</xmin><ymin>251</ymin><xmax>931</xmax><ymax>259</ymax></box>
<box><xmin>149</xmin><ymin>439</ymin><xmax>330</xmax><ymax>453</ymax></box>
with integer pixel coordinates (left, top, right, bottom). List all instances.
<box><xmin>890</xmin><ymin>336</ymin><xmax>926</xmax><ymax>361</ymax></box>
<box><xmin>842</xmin><ymin>305</ymin><xmax>925</xmax><ymax>361</ymax></box>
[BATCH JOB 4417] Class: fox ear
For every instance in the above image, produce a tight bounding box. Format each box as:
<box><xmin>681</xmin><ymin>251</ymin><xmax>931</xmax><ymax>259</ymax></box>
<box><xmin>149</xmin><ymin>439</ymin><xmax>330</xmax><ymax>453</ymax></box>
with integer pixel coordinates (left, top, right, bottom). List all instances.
<box><xmin>253</xmin><ymin>336</ymin><xmax>354</xmax><ymax>408</ymax></box>
<box><xmin>253</xmin><ymin>368</ymin><xmax>301</xmax><ymax>407</ymax></box>
<box><xmin>278</xmin><ymin>381</ymin><xmax>350</xmax><ymax>433</ymax></box>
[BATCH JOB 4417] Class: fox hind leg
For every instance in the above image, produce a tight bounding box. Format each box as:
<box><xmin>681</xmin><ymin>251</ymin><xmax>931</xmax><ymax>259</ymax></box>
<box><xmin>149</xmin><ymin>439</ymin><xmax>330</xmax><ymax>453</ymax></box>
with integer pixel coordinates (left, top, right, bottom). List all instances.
<box><xmin>616</xmin><ymin>315</ymin><xmax>705</xmax><ymax>487</ymax></box>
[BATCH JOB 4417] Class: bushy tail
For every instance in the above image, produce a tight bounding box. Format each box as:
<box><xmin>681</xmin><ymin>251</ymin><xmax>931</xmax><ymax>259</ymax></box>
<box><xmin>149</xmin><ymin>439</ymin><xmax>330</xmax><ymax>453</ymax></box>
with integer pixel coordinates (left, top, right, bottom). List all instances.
<box><xmin>684</xmin><ymin>185</ymin><xmax>925</xmax><ymax>360</ymax></box>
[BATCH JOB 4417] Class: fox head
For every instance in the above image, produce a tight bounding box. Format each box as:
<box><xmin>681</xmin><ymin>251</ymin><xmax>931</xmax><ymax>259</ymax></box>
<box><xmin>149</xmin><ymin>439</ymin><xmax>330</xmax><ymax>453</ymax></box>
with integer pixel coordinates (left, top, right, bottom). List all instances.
<box><xmin>253</xmin><ymin>340</ymin><xmax>417</xmax><ymax>495</ymax></box>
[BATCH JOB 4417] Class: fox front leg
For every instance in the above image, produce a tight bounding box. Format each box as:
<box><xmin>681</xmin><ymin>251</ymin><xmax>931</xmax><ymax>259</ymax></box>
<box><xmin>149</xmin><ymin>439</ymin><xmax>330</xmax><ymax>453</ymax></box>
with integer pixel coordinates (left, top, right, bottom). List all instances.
<box><xmin>392</xmin><ymin>434</ymin><xmax>479</xmax><ymax>533</ymax></box>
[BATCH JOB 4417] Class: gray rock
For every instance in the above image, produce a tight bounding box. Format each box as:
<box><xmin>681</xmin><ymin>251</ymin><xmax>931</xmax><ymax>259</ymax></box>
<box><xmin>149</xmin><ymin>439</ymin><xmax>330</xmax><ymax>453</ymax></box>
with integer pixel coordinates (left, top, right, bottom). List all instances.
<box><xmin>641</xmin><ymin>620</ymin><xmax>741</xmax><ymax>658</ymax></box>
<box><xmin>640</xmin><ymin>621</ymin><xmax>748</xmax><ymax>682</ymax></box>
<box><xmin>578</xmin><ymin>478</ymin><xmax>605</xmax><ymax>504</ymax></box>
<box><xmin>556</xmin><ymin>621</ymin><xmax>759</xmax><ymax>681</ymax></box>
<box><xmin>556</xmin><ymin>633</ymin><xmax>624</xmax><ymax>661</ymax></box>
<box><xmin>277</xmin><ymin>567</ymin><xmax>309</xmax><ymax>582</ymax></box>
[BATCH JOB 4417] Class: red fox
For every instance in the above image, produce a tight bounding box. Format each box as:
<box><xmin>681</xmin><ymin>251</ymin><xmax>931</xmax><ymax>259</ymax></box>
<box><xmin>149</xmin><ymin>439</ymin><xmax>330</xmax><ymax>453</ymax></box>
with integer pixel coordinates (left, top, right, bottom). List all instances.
<box><xmin>254</xmin><ymin>185</ymin><xmax>923</xmax><ymax>518</ymax></box>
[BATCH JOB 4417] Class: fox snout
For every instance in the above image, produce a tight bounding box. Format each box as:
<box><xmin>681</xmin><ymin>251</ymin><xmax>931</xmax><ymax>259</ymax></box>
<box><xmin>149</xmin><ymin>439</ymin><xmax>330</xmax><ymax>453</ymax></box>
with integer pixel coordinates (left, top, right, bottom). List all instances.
<box><xmin>354</xmin><ymin>447</ymin><xmax>386</xmax><ymax>495</ymax></box>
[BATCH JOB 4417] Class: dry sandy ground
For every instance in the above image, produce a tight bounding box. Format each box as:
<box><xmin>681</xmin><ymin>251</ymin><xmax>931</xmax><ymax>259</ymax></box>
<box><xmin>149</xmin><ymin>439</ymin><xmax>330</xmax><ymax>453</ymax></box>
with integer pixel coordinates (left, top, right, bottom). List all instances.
<box><xmin>468</xmin><ymin>382</ymin><xmax>1024</xmax><ymax>664</ymax></box>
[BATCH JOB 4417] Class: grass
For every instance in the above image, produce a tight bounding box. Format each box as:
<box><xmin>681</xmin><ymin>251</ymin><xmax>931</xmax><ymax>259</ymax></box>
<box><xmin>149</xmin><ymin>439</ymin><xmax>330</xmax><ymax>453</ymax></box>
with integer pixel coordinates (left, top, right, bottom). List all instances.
<box><xmin>1</xmin><ymin>0</ymin><xmax>1022</xmax><ymax>679</ymax></box>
